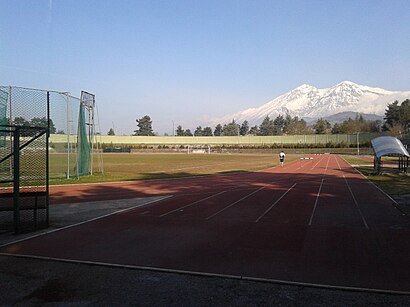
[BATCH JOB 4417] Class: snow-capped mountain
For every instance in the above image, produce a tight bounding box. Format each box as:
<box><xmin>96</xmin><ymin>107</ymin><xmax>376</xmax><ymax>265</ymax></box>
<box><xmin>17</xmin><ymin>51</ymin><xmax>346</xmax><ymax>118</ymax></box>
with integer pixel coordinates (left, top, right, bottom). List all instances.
<box><xmin>210</xmin><ymin>81</ymin><xmax>410</xmax><ymax>126</ymax></box>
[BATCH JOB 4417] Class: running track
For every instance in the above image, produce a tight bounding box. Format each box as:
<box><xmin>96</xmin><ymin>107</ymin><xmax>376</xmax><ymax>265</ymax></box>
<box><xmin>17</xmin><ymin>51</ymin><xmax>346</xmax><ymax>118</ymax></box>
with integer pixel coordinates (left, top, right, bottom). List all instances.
<box><xmin>1</xmin><ymin>155</ymin><xmax>410</xmax><ymax>293</ymax></box>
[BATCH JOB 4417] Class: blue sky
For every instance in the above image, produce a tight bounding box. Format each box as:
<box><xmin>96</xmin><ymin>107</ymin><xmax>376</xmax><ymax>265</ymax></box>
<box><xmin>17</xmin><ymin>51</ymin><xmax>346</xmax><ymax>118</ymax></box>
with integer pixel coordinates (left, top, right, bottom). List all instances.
<box><xmin>1</xmin><ymin>0</ymin><xmax>410</xmax><ymax>135</ymax></box>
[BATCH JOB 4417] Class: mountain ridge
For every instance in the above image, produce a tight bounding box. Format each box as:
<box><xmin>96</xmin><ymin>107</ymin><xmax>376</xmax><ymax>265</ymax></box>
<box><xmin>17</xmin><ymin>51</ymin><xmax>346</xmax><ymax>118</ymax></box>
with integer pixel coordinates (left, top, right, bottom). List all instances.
<box><xmin>208</xmin><ymin>81</ymin><xmax>410</xmax><ymax>126</ymax></box>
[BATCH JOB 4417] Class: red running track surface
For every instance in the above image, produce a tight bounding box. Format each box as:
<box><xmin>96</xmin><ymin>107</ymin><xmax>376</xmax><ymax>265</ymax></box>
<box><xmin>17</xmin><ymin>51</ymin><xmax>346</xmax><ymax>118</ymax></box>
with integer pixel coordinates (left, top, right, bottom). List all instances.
<box><xmin>1</xmin><ymin>155</ymin><xmax>410</xmax><ymax>293</ymax></box>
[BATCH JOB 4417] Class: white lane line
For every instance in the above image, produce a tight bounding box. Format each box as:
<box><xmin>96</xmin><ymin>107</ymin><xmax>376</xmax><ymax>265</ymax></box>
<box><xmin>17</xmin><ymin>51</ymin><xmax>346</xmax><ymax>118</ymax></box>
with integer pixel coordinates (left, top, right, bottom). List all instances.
<box><xmin>297</xmin><ymin>157</ymin><xmax>315</xmax><ymax>170</ymax></box>
<box><xmin>0</xmin><ymin>196</ymin><xmax>171</xmax><ymax>249</ymax></box>
<box><xmin>255</xmin><ymin>183</ymin><xmax>297</xmax><ymax>223</ymax></box>
<box><xmin>342</xmin><ymin>174</ymin><xmax>369</xmax><ymax>229</ymax></box>
<box><xmin>160</xmin><ymin>191</ymin><xmax>227</xmax><ymax>217</ymax></box>
<box><xmin>338</xmin><ymin>155</ymin><xmax>406</xmax><ymax>216</ymax></box>
<box><xmin>310</xmin><ymin>155</ymin><xmax>325</xmax><ymax>170</ymax></box>
<box><xmin>308</xmin><ymin>155</ymin><xmax>331</xmax><ymax>226</ymax></box>
<box><xmin>325</xmin><ymin>155</ymin><xmax>331</xmax><ymax>172</ymax></box>
<box><xmin>205</xmin><ymin>187</ymin><xmax>265</xmax><ymax>220</ymax></box>
<box><xmin>335</xmin><ymin>155</ymin><xmax>343</xmax><ymax>171</ymax></box>
<box><xmin>335</xmin><ymin>157</ymin><xmax>369</xmax><ymax>229</ymax></box>
<box><xmin>308</xmin><ymin>178</ymin><xmax>324</xmax><ymax>226</ymax></box>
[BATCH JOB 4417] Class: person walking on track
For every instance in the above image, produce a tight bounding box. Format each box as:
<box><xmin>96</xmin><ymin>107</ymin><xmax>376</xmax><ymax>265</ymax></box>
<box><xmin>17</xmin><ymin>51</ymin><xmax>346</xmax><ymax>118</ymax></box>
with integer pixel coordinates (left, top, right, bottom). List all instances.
<box><xmin>279</xmin><ymin>150</ymin><xmax>286</xmax><ymax>167</ymax></box>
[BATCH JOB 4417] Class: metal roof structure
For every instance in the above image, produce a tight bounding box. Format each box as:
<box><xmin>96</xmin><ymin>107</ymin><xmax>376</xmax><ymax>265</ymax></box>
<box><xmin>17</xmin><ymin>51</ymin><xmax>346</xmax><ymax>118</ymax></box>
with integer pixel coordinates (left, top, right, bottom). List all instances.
<box><xmin>371</xmin><ymin>136</ymin><xmax>410</xmax><ymax>158</ymax></box>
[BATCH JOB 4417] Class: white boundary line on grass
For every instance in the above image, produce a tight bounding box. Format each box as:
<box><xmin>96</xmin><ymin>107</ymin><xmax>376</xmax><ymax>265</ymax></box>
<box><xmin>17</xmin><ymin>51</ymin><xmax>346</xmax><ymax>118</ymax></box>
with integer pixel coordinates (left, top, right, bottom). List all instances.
<box><xmin>0</xmin><ymin>196</ymin><xmax>171</xmax><ymax>249</ymax></box>
<box><xmin>1</xmin><ymin>252</ymin><xmax>409</xmax><ymax>296</ymax></box>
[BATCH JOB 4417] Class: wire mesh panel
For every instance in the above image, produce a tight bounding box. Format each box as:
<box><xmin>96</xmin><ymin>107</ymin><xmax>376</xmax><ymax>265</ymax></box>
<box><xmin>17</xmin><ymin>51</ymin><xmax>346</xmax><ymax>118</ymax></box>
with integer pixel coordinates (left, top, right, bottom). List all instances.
<box><xmin>0</xmin><ymin>125</ymin><xmax>49</xmax><ymax>233</ymax></box>
<box><xmin>0</xmin><ymin>126</ymin><xmax>13</xmax><ymax>233</ymax></box>
<box><xmin>0</xmin><ymin>86</ymin><xmax>91</xmax><ymax>179</ymax></box>
<box><xmin>0</xmin><ymin>86</ymin><xmax>49</xmax><ymax>233</ymax></box>
<box><xmin>48</xmin><ymin>92</ymin><xmax>80</xmax><ymax>179</ymax></box>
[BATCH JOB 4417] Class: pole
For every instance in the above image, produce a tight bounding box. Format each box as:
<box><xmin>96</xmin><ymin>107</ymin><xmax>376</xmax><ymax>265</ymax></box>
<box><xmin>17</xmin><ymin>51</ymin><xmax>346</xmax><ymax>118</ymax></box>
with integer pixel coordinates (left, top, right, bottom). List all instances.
<box><xmin>66</xmin><ymin>94</ymin><xmax>70</xmax><ymax>179</ymax></box>
<box><xmin>172</xmin><ymin>120</ymin><xmax>175</xmax><ymax>136</ymax></box>
<box><xmin>46</xmin><ymin>92</ymin><xmax>50</xmax><ymax>227</ymax></box>
<box><xmin>13</xmin><ymin>127</ymin><xmax>20</xmax><ymax>233</ymax></box>
<box><xmin>357</xmin><ymin>132</ymin><xmax>360</xmax><ymax>155</ymax></box>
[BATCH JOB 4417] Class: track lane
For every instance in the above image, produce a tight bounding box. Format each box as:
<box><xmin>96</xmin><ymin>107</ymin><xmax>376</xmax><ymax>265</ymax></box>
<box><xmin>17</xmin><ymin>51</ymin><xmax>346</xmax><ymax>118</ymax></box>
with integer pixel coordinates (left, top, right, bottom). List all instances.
<box><xmin>2</xmin><ymin>154</ymin><xmax>410</xmax><ymax>293</ymax></box>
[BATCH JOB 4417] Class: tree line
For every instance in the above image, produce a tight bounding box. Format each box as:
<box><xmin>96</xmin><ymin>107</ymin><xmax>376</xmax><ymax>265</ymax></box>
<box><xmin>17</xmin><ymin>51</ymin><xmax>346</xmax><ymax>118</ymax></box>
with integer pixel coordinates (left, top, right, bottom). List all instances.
<box><xmin>5</xmin><ymin>116</ymin><xmax>57</xmax><ymax>136</ymax></box>
<box><xmin>125</xmin><ymin>100</ymin><xmax>410</xmax><ymax>137</ymax></box>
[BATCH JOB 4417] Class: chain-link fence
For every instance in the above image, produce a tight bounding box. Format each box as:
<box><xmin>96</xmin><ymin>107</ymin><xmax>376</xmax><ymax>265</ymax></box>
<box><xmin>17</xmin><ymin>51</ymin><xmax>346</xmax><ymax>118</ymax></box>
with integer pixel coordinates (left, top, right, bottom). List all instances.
<box><xmin>0</xmin><ymin>86</ymin><xmax>50</xmax><ymax>233</ymax></box>
<box><xmin>0</xmin><ymin>125</ymin><xmax>49</xmax><ymax>233</ymax></box>
<box><xmin>0</xmin><ymin>85</ymin><xmax>101</xmax><ymax>233</ymax></box>
<box><xmin>0</xmin><ymin>86</ymin><xmax>100</xmax><ymax>179</ymax></box>
<box><xmin>48</xmin><ymin>91</ymin><xmax>81</xmax><ymax>179</ymax></box>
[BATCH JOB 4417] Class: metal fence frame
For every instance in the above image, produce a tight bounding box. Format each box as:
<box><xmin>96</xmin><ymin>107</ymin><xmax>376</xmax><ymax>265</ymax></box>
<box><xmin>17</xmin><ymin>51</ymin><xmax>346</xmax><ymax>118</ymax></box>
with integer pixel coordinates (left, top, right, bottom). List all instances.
<box><xmin>0</xmin><ymin>124</ymin><xmax>49</xmax><ymax>233</ymax></box>
<box><xmin>0</xmin><ymin>85</ymin><xmax>102</xmax><ymax>179</ymax></box>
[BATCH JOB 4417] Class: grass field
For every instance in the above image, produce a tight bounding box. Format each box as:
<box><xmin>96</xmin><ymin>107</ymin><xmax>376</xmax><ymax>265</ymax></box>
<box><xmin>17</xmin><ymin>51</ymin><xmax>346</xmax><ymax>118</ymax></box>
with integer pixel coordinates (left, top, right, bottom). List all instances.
<box><xmin>49</xmin><ymin>153</ymin><xmax>303</xmax><ymax>185</ymax></box>
<box><xmin>342</xmin><ymin>155</ymin><xmax>410</xmax><ymax>195</ymax></box>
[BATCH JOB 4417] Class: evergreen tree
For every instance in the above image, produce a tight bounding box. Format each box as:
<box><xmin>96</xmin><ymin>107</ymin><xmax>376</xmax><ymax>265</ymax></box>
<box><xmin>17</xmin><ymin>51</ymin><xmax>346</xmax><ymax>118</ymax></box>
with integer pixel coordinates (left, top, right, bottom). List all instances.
<box><xmin>334</xmin><ymin>115</ymin><xmax>381</xmax><ymax>134</ymax></box>
<box><xmin>314</xmin><ymin>118</ymin><xmax>331</xmax><ymax>134</ymax></box>
<box><xmin>285</xmin><ymin>116</ymin><xmax>309</xmax><ymax>135</ymax></box>
<box><xmin>202</xmin><ymin>127</ymin><xmax>213</xmax><ymax>136</ymax></box>
<box><xmin>222</xmin><ymin>120</ymin><xmax>240</xmax><ymax>136</ymax></box>
<box><xmin>384</xmin><ymin>99</ymin><xmax>410</xmax><ymax>133</ymax></box>
<box><xmin>249</xmin><ymin>125</ymin><xmax>259</xmax><ymax>135</ymax></box>
<box><xmin>184</xmin><ymin>129</ymin><xmax>193</xmax><ymax>136</ymax></box>
<box><xmin>107</xmin><ymin>128</ymin><xmax>115</xmax><ymax>135</ymax></box>
<box><xmin>176</xmin><ymin>125</ymin><xmax>184</xmax><ymax>136</ymax></box>
<box><xmin>259</xmin><ymin>116</ymin><xmax>275</xmax><ymax>136</ymax></box>
<box><xmin>331</xmin><ymin>123</ymin><xmax>341</xmax><ymax>134</ymax></box>
<box><xmin>284</xmin><ymin>114</ymin><xmax>292</xmax><ymax>133</ymax></box>
<box><xmin>240</xmin><ymin>120</ymin><xmax>249</xmax><ymax>136</ymax></box>
<box><xmin>194</xmin><ymin>126</ymin><xmax>203</xmax><ymax>136</ymax></box>
<box><xmin>214</xmin><ymin>124</ymin><xmax>223</xmax><ymax>136</ymax></box>
<box><xmin>383</xmin><ymin>100</ymin><xmax>401</xmax><ymax>131</ymax></box>
<box><xmin>134</xmin><ymin>115</ymin><xmax>154</xmax><ymax>136</ymax></box>
<box><xmin>273</xmin><ymin>115</ymin><xmax>286</xmax><ymax>135</ymax></box>
<box><xmin>401</xmin><ymin>99</ymin><xmax>410</xmax><ymax>132</ymax></box>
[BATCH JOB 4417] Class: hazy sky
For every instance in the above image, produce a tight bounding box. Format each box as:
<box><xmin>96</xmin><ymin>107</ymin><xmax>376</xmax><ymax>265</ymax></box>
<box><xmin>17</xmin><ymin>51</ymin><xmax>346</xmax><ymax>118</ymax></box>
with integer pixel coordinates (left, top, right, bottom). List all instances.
<box><xmin>1</xmin><ymin>0</ymin><xmax>410</xmax><ymax>135</ymax></box>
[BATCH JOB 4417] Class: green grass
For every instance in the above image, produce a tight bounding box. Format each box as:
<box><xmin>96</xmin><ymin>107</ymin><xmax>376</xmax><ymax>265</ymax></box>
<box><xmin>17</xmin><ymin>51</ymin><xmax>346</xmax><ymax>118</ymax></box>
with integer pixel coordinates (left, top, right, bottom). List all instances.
<box><xmin>342</xmin><ymin>155</ymin><xmax>410</xmax><ymax>195</ymax></box>
<box><xmin>341</xmin><ymin>155</ymin><xmax>373</xmax><ymax>166</ymax></box>
<box><xmin>49</xmin><ymin>153</ymin><xmax>303</xmax><ymax>185</ymax></box>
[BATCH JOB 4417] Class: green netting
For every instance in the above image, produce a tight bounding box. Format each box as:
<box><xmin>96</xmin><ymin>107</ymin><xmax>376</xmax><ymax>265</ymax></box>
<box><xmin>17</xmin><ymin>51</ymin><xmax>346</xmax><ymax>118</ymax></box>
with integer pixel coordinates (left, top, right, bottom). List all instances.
<box><xmin>77</xmin><ymin>103</ymin><xmax>91</xmax><ymax>176</ymax></box>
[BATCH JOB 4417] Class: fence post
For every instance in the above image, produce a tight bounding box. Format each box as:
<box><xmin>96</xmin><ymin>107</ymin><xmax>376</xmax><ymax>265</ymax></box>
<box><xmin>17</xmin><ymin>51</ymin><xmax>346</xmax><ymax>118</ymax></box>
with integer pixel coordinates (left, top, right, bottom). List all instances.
<box><xmin>13</xmin><ymin>127</ymin><xmax>20</xmax><ymax>233</ymax></box>
<box><xmin>46</xmin><ymin>92</ymin><xmax>50</xmax><ymax>227</ymax></box>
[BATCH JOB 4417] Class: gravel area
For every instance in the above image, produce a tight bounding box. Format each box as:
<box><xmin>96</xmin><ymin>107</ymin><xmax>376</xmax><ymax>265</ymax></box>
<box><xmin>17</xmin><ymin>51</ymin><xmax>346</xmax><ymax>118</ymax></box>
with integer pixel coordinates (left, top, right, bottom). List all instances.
<box><xmin>1</xmin><ymin>255</ymin><xmax>410</xmax><ymax>306</ymax></box>
<box><xmin>0</xmin><ymin>197</ymin><xmax>409</xmax><ymax>306</ymax></box>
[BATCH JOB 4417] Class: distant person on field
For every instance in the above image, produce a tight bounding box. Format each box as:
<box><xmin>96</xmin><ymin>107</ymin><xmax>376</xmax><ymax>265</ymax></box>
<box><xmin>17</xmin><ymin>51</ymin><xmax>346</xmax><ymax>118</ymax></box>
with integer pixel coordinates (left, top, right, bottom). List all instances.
<box><xmin>279</xmin><ymin>150</ymin><xmax>285</xmax><ymax>167</ymax></box>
